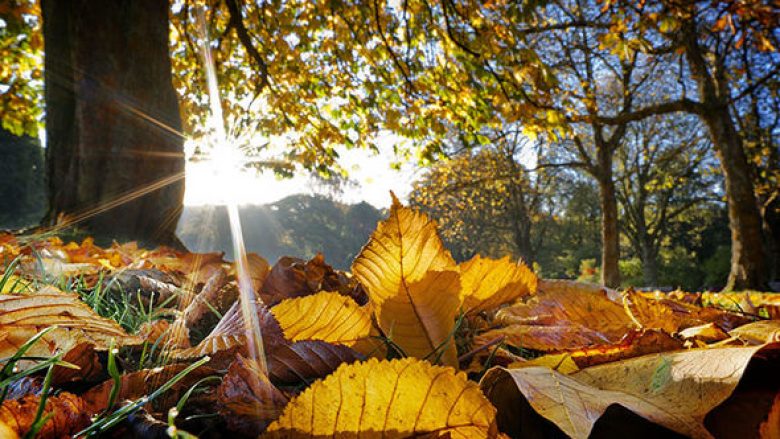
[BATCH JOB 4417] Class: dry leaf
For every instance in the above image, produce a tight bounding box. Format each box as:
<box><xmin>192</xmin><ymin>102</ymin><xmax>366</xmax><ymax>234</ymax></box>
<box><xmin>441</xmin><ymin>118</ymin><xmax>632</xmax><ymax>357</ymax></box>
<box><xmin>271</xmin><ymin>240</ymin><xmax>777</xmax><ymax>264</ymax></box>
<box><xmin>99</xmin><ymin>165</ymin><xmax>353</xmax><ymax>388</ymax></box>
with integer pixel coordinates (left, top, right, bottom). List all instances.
<box><xmin>0</xmin><ymin>293</ymin><xmax>142</xmax><ymax>370</ymax></box>
<box><xmin>175</xmin><ymin>299</ymin><xmax>286</xmax><ymax>359</ymax></box>
<box><xmin>52</xmin><ymin>342</ymin><xmax>103</xmax><ymax>385</ymax></box>
<box><xmin>218</xmin><ymin>354</ymin><xmax>288</xmax><ymax>436</ymax></box>
<box><xmin>495</xmin><ymin>281</ymin><xmax>632</xmax><ymax>341</ymax></box>
<box><xmin>82</xmin><ymin>363</ymin><xmax>218</xmax><ymax>414</ymax></box>
<box><xmin>474</xmin><ymin>324</ymin><xmax>612</xmax><ymax>352</ymax></box>
<box><xmin>730</xmin><ymin>320</ymin><xmax>780</xmax><ymax>344</ymax></box>
<box><xmin>459</xmin><ymin>255</ymin><xmax>537</xmax><ymax>314</ymax></box>
<box><xmin>481</xmin><ymin>343</ymin><xmax>780</xmax><ymax>439</ymax></box>
<box><xmin>261</xmin><ymin>254</ymin><xmax>352</xmax><ymax>305</ymax></box>
<box><xmin>679</xmin><ymin>323</ymin><xmax>729</xmax><ymax>343</ymax></box>
<box><xmin>176</xmin><ymin>298</ymin><xmax>362</xmax><ymax>384</ymax></box>
<box><xmin>263</xmin><ymin>357</ymin><xmax>499</xmax><ymax>438</ymax></box>
<box><xmin>761</xmin><ymin>393</ymin><xmax>780</xmax><ymax>439</ymax></box>
<box><xmin>271</xmin><ymin>291</ymin><xmax>378</xmax><ymax>355</ymax></box>
<box><xmin>352</xmin><ymin>195</ymin><xmax>460</xmax><ymax>366</ymax></box>
<box><xmin>267</xmin><ymin>340</ymin><xmax>363</xmax><ymax>385</ymax></box>
<box><xmin>0</xmin><ymin>392</ymin><xmax>91</xmax><ymax>439</ymax></box>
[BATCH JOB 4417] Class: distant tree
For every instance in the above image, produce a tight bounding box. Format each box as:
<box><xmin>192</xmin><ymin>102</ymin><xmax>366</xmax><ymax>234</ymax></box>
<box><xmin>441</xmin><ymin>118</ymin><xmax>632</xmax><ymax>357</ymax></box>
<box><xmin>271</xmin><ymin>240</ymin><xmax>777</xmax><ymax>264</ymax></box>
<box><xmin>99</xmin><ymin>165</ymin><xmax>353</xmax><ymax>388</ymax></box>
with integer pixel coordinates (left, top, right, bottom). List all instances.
<box><xmin>594</xmin><ymin>0</ymin><xmax>779</xmax><ymax>290</ymax></box>
<box><xmin>615</xmin><ymin>115</ymin><xmax>718</xmax><ymax>285</ymax></box>
<box><xmin>410</xmin><ymin>131</ymin><xmax>556</xmax><ymax>264</ymax></box>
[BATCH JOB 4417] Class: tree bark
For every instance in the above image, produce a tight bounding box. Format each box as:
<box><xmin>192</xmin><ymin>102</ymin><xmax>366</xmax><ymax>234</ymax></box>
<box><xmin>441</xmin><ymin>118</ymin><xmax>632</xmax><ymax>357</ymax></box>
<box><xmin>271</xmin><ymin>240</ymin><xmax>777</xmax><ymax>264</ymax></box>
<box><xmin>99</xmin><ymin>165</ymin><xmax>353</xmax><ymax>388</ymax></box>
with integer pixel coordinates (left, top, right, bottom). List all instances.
<box><xmin>596</xmin><ymin>150</ymin><xmax>621</xmax><ymax>287</ymax></box>
<box><xmin>639</xmin><ymin>233</ymin><xmax>659</xmax><ymax>286</ymax></box>
<box><xmin>702</xmin><ymin>108</ymin><xmax>768</xmax><ymax>290</ymax></box>
<box><xmin>681</xmin><ymin>23</ymin><xmax>768</xmax><ymax>290</ymax></box>
<box><xmin>42</xmin><ymin>0</ymin><xmax>184</xmax><ymax>246</ymax></box>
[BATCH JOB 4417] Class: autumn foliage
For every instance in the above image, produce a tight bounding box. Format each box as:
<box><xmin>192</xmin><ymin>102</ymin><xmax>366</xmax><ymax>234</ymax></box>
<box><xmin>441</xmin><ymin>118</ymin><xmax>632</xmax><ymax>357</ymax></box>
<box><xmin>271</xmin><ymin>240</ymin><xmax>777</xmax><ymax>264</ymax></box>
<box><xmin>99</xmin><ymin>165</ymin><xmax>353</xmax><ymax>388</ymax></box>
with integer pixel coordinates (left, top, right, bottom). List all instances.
<box><xmin>0</xmin><ymin>200</ymin><xmax>778</xmax><ymax>438</ymax></box>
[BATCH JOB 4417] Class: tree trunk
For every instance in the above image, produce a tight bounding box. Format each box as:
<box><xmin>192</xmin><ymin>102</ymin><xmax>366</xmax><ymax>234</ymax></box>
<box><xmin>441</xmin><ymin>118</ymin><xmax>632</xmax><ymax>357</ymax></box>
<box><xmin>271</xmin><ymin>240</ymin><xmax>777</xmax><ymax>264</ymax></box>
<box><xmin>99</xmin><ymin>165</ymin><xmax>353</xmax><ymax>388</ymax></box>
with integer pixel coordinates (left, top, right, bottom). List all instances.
<box><xmin>596</xmin><ymin>151</ymin><xmax>620</xmax><ymax>287</ymax></box>
<box><xmin>681</xmin><ymin>23</ymin><xmax>767</xmax><ymax>291</ymax></box>
<box><xmin>705</xmin><ymin>111</ymin><xmax>767</xmax><ymax>290</ymax></box>
<box><xmin>639</xmin><ymin>233</ymin><xmax>659</xmax><ymax>286</ymax></box>
<box><xmin>42</xmin><ymin>0</ymin><xmax>184</xmax><ymax>246</ymax></box>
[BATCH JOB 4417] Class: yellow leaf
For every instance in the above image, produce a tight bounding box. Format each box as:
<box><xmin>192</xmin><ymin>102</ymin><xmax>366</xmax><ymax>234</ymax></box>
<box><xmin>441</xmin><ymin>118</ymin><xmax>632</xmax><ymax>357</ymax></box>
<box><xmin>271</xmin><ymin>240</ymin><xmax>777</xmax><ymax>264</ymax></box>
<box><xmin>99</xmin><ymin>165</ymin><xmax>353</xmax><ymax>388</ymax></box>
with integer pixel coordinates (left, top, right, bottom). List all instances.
<box><xmin>459</xmin><ymin>255</ymin><xmax>537</xmax><ymax>314</ymax></box>
<box><xmin>263</xmin><ymin>358</ymin><xmax>499</xmax><ymax>438</ymax></box>
<box><xmin>0</xmin><ymin>293</ymin><xmax>142</xmax><ymax>370</ymax></box>
<box><xmin>271</xmin><ymin>291</ymin><xmax>379</xmax><ymax>355</ymax></box>
<box><xmin>352</xmin><ymin>195</ymin><xmax>461</xmax><ymax>366</ymax></box>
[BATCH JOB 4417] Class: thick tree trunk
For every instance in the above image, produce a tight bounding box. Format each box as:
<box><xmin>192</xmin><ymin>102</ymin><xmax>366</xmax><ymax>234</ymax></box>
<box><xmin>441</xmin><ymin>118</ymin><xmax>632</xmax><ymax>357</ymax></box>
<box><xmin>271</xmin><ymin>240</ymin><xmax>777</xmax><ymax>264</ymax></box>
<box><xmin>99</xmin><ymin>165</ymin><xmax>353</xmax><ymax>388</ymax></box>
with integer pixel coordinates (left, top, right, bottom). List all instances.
<box><xmin>681</xmin><ymin>24</ymin><xmax>767</xmax><ymax>291</ymax></box>
<box><xmin>42</xmin><ymin>0</ymin><xmax>184</xmax><ymax>246</ymax></box>
<box><xmin>596</xmin><ymin>151</ymin><xmax>620</xmax><ymax>287</ymax></box>
<box><xmin>703</xmin><ymin>110</ymin><xmax>768</xmax><ymax>290</ymax></box>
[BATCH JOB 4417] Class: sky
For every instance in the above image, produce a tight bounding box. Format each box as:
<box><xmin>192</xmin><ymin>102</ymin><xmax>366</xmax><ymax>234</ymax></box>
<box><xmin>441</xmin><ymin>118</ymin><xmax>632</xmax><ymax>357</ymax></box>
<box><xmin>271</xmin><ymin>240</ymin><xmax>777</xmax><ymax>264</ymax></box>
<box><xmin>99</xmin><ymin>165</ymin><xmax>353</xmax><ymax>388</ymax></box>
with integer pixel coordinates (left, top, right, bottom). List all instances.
<box><xmin>183</xmin><ymin>134</ymin><xmax>420</xmax><ymax>209</ymax></box>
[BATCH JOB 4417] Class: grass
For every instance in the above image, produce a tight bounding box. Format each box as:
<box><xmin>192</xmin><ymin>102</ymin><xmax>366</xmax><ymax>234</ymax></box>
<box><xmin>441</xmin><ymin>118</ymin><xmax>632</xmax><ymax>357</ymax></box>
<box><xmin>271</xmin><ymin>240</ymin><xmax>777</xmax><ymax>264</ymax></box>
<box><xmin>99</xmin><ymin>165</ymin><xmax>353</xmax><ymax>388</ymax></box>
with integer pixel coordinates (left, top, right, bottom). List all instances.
<box><xmin>0</xmin><ymin>251</ymin><xmax>211</xmax><ymax>437</ymax></box>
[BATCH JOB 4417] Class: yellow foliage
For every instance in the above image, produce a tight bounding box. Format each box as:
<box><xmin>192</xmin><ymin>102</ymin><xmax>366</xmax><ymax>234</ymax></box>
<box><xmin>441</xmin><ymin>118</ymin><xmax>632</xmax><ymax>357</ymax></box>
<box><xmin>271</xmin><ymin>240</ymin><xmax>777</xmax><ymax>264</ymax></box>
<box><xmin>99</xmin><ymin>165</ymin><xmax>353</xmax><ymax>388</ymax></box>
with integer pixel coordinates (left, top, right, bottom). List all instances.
<box><xmin>352</xmin><ymin>194</ymin><xmax>461</xmax><ymax>366</ymax></box>
<box><xmin>264</xmin><ymin>358</ymin><xmax>499</xmax><ymax>438</ymax></box>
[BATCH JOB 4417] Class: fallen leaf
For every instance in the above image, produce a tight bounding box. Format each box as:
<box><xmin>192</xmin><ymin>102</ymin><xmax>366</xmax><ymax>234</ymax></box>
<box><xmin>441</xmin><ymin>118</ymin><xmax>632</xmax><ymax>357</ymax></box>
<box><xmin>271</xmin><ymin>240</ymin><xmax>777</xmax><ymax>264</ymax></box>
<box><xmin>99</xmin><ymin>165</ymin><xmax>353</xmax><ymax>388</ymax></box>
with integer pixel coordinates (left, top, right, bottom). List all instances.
<box><xmin>81</xmin><ymin>363</ymin><xmax>218</xmax><ymax>414</ymax></box>
<box><xmin>0</xmin><ymin>392</ymin><xmax>91</xmax><ymax>439</ymax></box>
<box><xmin>459</xmin><ymin>255</ymin><xmax>537</xmax><ymax>314</ymax></box>
<box><xmin>52</xmin><ymin>342</ymin><xmax>103</xmax><ymax>385</ymax></box>
<box><xmin>267</xmin><ymin>340</ymin><xmax>363</xmax><ymax>385</ymax></box>
<box><xmin>261</xmin><ymin>254</ymin><xmax>352</xmax><ymax>305</ymax></box>
<box><xmin>760</xmin><ymin>393</ymin><xmax>780</xmax><ymax>439</ymax></box>
<box><xmin>474</xmin><ymin>324</ymin><xmax>612</xmax><ymax>352</ymax></box>
<box><xmin>218</xmin><ymin>354</ymin><xmax>288</xmax><ymax>437</ymax></box>
<box><xmin>679</xmin><ymin>323</ymin><xmax>729</xmax><ymax>343</ymax></box>
<box><xmin>495</xmin><ymin>281</ymin><xmax>632</xmax><ymax>341</ymax></box>
<box><xmin>174</xmin><ymin>299</ymin><xmax>285</xmax><ymax>359</ymax></box>
<box><xmin>0</xmin><ymin>293</ymin><xmax>142</xmax><ymax>370</ymax></box>
<box><xmin>271</xmin><ymin>291</ymin><xmax>378</xmax><ymax>355</ymax></box>
<box><xmin>175</xmin><ymin>298</ymin><xmax>362</xmax><ymax>384</ymax></box>
<box><xmin>481</xmin><ymin>343</ymin><xmax>780</xmax><ymax>439</ymax></box>
<box><xmin>352</xmin><ymin>195</ymin><xmax>461</xmax><ymax>366</ymax></box>
<box><xmin>263</xmin><ymin>357</ymin><xmax>499</xmax><ymax>438</ymax></box>
<box><xmin>730</xmin><ymin>320</ymin><xmax>780</xmax><ymax>344</ymax></box>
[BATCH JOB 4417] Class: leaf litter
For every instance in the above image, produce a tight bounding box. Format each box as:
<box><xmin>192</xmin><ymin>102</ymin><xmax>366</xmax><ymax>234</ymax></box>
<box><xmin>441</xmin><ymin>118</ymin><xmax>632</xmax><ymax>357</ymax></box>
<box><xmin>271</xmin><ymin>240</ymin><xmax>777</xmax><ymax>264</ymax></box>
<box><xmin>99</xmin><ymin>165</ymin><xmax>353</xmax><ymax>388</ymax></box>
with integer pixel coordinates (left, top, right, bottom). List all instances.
<box><xmin>0</xmin><ymin>199</ymin><xmax>778</xmax><ymax>438</ymax></box>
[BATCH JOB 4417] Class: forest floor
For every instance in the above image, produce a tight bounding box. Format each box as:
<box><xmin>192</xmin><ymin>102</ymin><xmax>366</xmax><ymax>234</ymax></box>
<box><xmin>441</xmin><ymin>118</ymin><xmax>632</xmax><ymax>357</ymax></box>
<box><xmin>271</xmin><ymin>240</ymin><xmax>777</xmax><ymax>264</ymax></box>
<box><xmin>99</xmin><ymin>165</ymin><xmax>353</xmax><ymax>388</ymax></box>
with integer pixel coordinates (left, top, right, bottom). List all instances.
<box><xmin>0</xmin><ymin>200</ymin><xmax>779</xmax><ymax>438</ymax></box>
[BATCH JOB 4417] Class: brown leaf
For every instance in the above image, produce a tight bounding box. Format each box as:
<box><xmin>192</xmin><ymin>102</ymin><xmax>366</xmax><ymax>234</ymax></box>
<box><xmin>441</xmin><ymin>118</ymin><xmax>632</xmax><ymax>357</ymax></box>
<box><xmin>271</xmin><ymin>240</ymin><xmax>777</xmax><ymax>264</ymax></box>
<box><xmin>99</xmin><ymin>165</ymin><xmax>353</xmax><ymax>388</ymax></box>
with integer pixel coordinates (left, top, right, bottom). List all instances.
<box><xmin>174</xmin><ymin>299</ymin><xmax>286</xmax><ymax>360</ymax></box>
<box><xmin>0</xmin><ymin>392</ymin><xmax>91</xmax><ymax>439</ymax></box>
<box><xmin>760</xmin><ymin>393</ymin><xmax>780</xmax><ymax>439</ymax></box>
<box><xmin>481</xmin><ymin>343</ymin><xmax>780</xmax><ymax>439</ymax></box>
<box><xmin>137</xmin><ymin>319</ymin><xmax>191</xmax><ymax>350</ymax></box>
<box><xmin>241</xmin><ymin>252</ymin><xmax>270</xmax><ymax>293</ymax></box>
<box><xmin>81</xmin><ymin>363</ymin><xmax>218</xmax><ymax>414</ymax></box>
<box><xmin>267</xmin><ymin>340</ymin><xmax>363</xmax><ymax>385</ymax></box>
<box><xmin>52</xmin><ymin>342</ymin><xmax>103</xmax><ymax>385</ymax></box>
<box><xmin>217</xmin><ymin>355</ymin><xmax>288</xmax><ymax>436</ymax></box>
<box><xmin>261</xmin><ymin>254</ymin><xmax>351</xmax><ymax>305</ymax></box>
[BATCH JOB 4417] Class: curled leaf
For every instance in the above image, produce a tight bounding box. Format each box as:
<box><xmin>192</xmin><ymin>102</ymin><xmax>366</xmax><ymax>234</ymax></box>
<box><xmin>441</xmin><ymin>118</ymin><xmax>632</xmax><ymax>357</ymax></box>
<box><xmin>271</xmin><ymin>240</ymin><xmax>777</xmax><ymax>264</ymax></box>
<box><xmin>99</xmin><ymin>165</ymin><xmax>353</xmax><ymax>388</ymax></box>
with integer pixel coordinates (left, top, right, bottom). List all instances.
<box><xmin>0</xmin><ymin>293</ymin><xmax>142</xmax><ymax>370</ymax></box>
<box><xmin>218</xmin><ymin>355</ymin><xmax>288</xmax><ymax>436</ymax></box>
<box><xmin>481</xmin><ymin>343</ymin><xmax>780</xmax><ymax>439</ymax></box>
<box><xmin>0</xmin><ymin>393</ymin><xmax>91</xmax><ymax>439</ymax></box>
